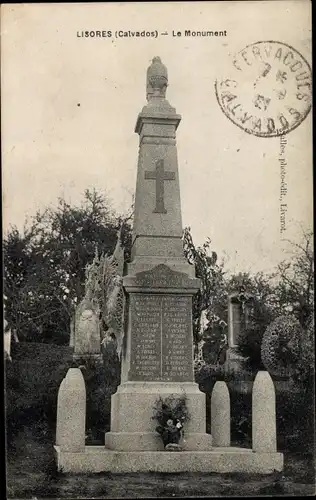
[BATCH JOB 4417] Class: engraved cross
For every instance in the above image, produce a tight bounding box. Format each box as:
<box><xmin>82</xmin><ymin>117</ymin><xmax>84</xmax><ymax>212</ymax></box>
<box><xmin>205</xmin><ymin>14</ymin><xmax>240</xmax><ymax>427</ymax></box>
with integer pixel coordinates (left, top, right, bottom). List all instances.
<box><xmin>145</xmin><ymin>159</ymin><xmax>175</xmax><ymax>213</ymax></box>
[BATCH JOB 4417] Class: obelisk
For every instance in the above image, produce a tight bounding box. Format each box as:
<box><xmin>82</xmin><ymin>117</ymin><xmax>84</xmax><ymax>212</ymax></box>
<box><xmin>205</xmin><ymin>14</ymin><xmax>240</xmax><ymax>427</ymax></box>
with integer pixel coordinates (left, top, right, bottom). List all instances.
<box><xmin>104</xmin><ymin>57</ymin><xmax>212</xmax><ymax>452</ymax></box>
<box><xmin>128</xmin><ymin>56</ymin><xmax>194</xmax><ymax>277</ymax></box>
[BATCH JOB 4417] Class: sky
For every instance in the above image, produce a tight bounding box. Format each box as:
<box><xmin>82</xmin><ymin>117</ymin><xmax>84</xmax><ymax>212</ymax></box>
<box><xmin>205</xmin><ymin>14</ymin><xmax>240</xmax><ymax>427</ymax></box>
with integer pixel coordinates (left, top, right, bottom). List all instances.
<box><xmin>2</xmin><ymin>1</ymin><xmax>313</xmax><ymax>275</ymax></box>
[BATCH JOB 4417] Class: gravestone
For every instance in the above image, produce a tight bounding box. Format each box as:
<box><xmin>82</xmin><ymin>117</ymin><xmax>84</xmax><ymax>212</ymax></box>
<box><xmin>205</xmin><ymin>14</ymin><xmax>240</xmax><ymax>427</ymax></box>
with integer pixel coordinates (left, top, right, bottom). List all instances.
<box><xmin>73</xmin><ymin>298</ymin><xmax>101</xmax><ymax>360</ymax></box>
<box><xmin>225</xmin><ymin>287</ymin><xmax>254</xmax><ymax>376</ymax></box>
<box><xmin>104</xmin><ymin>57</ymin><xmax>212</xmax><ymax>452</ymax></box>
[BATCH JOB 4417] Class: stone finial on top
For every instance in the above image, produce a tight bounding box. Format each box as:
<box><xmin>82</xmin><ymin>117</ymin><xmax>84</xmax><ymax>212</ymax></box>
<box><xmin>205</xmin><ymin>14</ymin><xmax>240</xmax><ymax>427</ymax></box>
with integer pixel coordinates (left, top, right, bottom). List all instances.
<box><xmin>146</xmin><ymin>56</ymin><xmax>168</xmax><ymax>101</ymax></box>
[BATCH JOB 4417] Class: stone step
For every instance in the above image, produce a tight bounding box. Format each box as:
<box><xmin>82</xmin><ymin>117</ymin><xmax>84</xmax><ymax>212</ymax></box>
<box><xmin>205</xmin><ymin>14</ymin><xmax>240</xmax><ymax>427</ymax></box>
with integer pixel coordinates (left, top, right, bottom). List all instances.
<box><xmin>55</xmin><ymin>445</ymin><xmax>283</xmax><ymax>474</ymax></box>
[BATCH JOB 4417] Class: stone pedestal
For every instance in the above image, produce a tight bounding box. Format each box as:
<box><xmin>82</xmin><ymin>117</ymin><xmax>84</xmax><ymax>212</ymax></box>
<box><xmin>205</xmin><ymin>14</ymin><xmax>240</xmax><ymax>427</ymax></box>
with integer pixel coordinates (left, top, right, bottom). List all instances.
<box><xmin>105</xmin><ymin>381</ymin><xmax>212</xmax><ymax>451</ymax></box>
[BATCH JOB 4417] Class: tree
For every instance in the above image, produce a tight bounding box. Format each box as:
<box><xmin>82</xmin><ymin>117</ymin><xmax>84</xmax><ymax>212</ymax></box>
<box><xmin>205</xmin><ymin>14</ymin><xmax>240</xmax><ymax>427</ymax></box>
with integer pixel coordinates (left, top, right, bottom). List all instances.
<box><xmin>3</xmin><ymin>189</ymin><xmax>132</xmax><ymax>344</ymax></box>
<box><xmin>261</xmin><ymin>314</ymin><xmax>302</xmax><ymax>377</ymax></box>
<box><xmin>274</xmin><ymin>229</ymin><xmax>314</xmax><ymax>328</ymax></box>
<box><xmin>236</xmin><ymin>230</ymin><xmax>314</xmax><ymax>374</ymax></box>
<box><xmin>182</xmin><ymin>227</ymin><xmax>314</xmax><ymax>374</ymax></box>
<box><xmin>294</xmin><ymin>315</ymin><xmax>315</xmax><ymax>385</ymax></box>
<box><xmin>3</xmin><ymin>222</ymin><xmax>50</xmax><ymax>341</ymax></box>
<box><xmin>182</xmin><ymin>230</ymin><xmax>276</xmax><ymax>366</ymax></box>
<box><xmin>183</xmin><ymin>227</ymin><xmax>228</xmax><ymax>363</ymax></box>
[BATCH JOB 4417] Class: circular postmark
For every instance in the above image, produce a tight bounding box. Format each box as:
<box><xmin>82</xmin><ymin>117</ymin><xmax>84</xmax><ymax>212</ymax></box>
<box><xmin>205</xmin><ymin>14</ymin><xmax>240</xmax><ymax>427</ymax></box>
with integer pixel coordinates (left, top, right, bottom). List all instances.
<box><xmin>215</xmin><ymin>41</ymin><xmax>312</xmax><ymax>137</ymax></box>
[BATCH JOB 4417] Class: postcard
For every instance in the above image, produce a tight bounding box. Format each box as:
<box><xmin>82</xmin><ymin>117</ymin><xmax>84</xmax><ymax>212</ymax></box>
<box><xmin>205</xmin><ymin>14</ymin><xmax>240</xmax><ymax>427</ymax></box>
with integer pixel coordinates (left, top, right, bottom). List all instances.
<box><xmin>2</xmin><ymin>2</ymin><xmax>313</xmax><ymax>498</ymax></box>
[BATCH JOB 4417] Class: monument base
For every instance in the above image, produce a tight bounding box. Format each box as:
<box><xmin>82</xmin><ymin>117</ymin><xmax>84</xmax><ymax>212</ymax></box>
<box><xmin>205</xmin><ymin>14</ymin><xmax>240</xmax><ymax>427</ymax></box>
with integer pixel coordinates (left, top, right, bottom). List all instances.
<box><xmin>104</xmin><ymin>431</ymin><xmax>212</xmax><ymax>451</ymax></box>
<box><xmin>54</xmin><ymin>446</ymin><xmax>284</xmax><ymax>474</ymax></box>
<box><xmin>105</xmin><ymin>381</ymin><xmax>212</xmax><ymax>451</ymax></box>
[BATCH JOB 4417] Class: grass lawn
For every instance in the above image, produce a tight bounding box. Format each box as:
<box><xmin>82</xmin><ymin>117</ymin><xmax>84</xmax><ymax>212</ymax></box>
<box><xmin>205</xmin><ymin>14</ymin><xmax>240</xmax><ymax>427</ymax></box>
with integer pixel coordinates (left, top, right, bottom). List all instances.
<box><xmin>6</xmin><ymin>425</ymin><xmax>315</xmax><ymax>498</ymax></box>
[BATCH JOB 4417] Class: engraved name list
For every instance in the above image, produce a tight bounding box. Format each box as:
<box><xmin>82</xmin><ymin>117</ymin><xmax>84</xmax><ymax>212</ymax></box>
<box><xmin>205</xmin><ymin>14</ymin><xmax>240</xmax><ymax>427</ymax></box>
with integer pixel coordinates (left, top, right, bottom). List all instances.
<box><xmin>129</xmin><ymin>294</ymin><xmax>193</xmax><ymax>382</ymax></box>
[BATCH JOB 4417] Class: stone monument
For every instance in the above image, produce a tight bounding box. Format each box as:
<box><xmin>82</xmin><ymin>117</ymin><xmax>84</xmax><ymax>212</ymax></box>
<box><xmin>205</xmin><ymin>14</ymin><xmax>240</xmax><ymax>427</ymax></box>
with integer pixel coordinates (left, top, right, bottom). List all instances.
<box><xmin>55</xmin><ymin>57</ymin><xmax>283</xmax><ymax>474</ymax></box>
<box><xmin>104</xmin><ymin>56</ymin><xmax>212</xmax><ymax>453</ymax></box>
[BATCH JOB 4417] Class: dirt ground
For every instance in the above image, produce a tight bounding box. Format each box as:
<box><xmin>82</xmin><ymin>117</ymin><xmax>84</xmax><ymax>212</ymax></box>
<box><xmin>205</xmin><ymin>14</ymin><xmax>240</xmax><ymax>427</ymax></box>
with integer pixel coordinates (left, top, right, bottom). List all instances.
<box><xmin>6</xmin><ymin>427</ymin><xmax>315</xmax><ymax>498</ymax></box>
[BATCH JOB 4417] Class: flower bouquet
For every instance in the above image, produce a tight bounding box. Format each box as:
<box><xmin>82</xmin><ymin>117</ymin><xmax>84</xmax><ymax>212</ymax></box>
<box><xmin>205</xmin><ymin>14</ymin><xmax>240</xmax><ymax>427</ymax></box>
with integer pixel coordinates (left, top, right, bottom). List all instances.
<box><xmin>152</xmin><ymin>394</ymin><xmax>190</xmax><ymax>450</ymax></box>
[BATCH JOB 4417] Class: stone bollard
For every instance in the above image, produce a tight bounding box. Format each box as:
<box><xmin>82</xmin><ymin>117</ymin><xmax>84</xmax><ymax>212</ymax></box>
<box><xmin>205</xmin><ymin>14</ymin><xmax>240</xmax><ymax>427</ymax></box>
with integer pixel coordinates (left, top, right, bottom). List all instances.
<box><xmin>211</xmin><ymin>381</ymin><xmax>231</xmax><ymax>447</ymax></box>
<box><xmin>252</xmin><ymin>371</ymin><xmax>277</xmax><ymax>452</ymax></box>
<box><xmin>55</xmin><ymin>368</ymin><xmax>86</xmax><ymax>452</ymax></box>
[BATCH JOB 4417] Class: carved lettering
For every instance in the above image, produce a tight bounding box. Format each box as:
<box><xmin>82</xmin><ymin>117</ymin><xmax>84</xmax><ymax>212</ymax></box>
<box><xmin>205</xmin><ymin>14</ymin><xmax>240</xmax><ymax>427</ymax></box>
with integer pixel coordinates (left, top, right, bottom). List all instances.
<box><xmin>129</xmin><ymin>294</ymin><xmax>193</xmax><ymax>382</ymax></box>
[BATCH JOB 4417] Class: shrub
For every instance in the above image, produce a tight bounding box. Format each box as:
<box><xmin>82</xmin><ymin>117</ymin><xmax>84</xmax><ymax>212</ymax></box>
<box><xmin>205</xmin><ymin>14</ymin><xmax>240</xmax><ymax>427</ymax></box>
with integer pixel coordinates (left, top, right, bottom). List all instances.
<box><xmin>195</xmin><ymin>363</ymin><xmax>252</xmax><ymax>394</ymax></box>
<box><xmin>5</xmin><ymin>342</ymin><xmax>121</xmax><ymax>447</ymax></box>
<box><xmin>196</xmin><ymin>364</ymin><xmax>253</xmax><ymax>446</ymax></box>
<box><xmin>197</xmin><ymin>361</ymin><xmax>314</xmax><ymax>452</ymax></box>
<box><xmin>292</xmin><ymin>316</ymin><xmax>315</xmax><ymax>384</ymax></box>
<box><xmin>235</xmin><ymin>296</ymin><xmax>273</xmax><ymax>372</ymax></box>
<box><xmin>276</xmin><ymin>379</ymin><xmax>315</xmax><ymax>453</ymax></box>
<box><xmin>229</xmin><ymin>391</ymin><xmax>252</xmax><ymax>447</ymax></box>
<box><xmin>261</xmin><ymin>315</ymin><xmax>302</xmax><ymax>377</ymax></box>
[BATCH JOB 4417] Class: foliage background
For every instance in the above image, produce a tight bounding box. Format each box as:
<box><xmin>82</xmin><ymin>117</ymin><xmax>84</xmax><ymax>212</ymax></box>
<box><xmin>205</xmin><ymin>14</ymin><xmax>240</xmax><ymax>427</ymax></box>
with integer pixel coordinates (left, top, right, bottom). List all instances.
<box><xmin>4</xmin><ymin>190</ymin><xmax>314</xmax><ymax>456</ymax></box>
<box><xmin>4</xmin><ymin>189</ymin><xmax>132</xmax><ymax>344</ymax></box>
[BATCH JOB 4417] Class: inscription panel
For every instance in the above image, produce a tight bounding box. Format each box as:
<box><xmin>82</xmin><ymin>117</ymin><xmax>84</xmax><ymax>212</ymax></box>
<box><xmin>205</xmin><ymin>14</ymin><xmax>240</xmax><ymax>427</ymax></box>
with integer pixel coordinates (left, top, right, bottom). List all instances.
<box><xmin>162</xmin><ymin>296</ymin><xmax>193</xmax><ymax>381</ymax></box>
<box><xmin>130</xmin><ymin>295</ymin><xmax>161</xmax><ymax>380</ymax></box>
<box><xmin>129</xmin><ymin>294</ymin><xmax>193</xmax><ymax>382</ymax></box>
